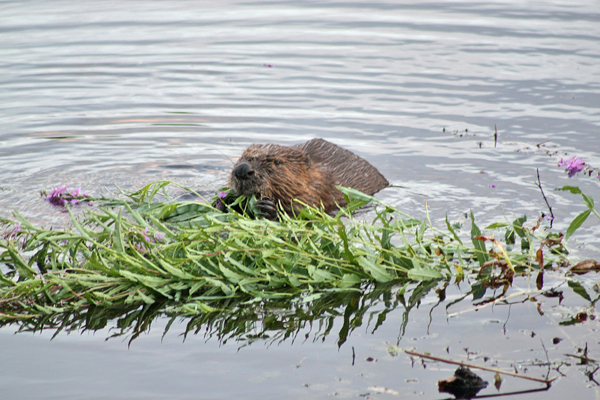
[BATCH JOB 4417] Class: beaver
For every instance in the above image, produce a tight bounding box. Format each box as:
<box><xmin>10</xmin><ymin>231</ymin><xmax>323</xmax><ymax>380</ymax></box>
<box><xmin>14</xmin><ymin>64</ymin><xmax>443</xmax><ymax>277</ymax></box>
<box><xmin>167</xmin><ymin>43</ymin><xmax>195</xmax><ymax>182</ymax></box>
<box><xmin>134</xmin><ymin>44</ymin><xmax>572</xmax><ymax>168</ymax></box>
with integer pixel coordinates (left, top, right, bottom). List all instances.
<box><xmin>229</xmin><ymin>138</ymin><xmax>389</xmax><ymax>219</ymax></box>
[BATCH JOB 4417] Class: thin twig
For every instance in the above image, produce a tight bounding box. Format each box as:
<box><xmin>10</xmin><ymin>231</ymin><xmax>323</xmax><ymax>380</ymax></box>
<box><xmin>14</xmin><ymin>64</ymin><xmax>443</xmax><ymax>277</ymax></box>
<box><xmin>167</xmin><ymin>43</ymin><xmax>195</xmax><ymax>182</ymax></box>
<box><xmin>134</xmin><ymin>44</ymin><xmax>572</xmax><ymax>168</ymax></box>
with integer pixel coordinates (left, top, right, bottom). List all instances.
<box><xmin>494</xmin><ymin>124</ymin><xmax>498</xmax><ymax>148</ymax></box>
<box><xmin>540</xmin><ymin>338</ymin><xmax>552</xmax><ymax>380</ymax></box>
<box><xmin>535</xmin><ymin>169</ymin><xmax>554</xmax><ymax>228</ymax></box>
<box><xmin>446</xmin><ymin>288</ymin><xmax>544</xmax><ymax>318</ymax></box>
<box><xmin>405</xmin><ymin>350</ymin><xmax>556</xmax><ymax>384</ymax></box>
<box><xmin>535</xmin><ymin>140</ymin><xmax>551</xmax><ymax>147</ymax></box>
<box><xmin>565</xmin><ymin>354</ymin><xmax>597</xmax><ymax>364</ymax></box>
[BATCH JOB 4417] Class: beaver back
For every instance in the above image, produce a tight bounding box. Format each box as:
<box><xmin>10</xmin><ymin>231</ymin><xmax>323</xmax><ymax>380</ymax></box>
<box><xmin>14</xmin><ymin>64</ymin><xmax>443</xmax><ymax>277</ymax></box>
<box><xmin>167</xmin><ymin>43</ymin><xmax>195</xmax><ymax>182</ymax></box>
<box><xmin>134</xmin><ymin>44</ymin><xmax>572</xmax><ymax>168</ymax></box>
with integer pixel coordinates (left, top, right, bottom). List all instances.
<box><xmin>294</xmin><ymin>138</ymin><xmax>389</xmax><ymax>205</ymax></box>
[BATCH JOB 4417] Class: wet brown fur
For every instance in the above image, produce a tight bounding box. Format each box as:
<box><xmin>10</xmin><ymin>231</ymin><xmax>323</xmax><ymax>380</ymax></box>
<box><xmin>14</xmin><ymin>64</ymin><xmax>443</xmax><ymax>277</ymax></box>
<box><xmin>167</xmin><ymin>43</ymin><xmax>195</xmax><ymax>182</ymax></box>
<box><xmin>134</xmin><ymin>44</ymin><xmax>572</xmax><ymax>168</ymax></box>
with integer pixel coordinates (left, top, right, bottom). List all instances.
<box><xmin>229</xmin><ymin>138</ymin><xmax>388</xmax><ymax>216</ymax></box>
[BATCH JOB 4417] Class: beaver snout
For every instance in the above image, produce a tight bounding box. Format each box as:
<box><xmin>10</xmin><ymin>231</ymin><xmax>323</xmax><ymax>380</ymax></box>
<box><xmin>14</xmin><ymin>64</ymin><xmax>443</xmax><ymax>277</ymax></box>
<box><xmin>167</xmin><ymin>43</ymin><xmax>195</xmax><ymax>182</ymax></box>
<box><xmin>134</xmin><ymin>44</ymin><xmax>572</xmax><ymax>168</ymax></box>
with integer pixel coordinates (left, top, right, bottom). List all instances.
<box><xmin>233</xmin><ymin>163</ymin><xmax>255</xmax><ymax>180</ymax></box>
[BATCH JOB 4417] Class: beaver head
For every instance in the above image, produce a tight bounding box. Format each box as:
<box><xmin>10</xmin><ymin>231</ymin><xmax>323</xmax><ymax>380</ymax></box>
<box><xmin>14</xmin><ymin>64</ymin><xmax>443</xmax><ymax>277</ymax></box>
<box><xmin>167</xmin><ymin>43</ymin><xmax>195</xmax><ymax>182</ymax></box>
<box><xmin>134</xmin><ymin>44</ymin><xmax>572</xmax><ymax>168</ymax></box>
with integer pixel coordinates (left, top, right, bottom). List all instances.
<box><xmin>229</xmin><ymin>143</ymin><xmax>338</xmax><ymax>213</ymax></box>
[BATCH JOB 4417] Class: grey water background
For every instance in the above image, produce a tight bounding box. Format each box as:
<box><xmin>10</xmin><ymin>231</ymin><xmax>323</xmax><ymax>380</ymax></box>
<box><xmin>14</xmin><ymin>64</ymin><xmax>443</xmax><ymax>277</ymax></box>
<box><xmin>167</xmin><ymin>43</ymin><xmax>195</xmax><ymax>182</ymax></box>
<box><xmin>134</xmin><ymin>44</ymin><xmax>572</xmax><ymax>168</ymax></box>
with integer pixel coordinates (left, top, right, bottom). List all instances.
<box><xmin>1</xmin><ymin>1</ymin><xmax>600</xmax><ymax>399</ymax></box>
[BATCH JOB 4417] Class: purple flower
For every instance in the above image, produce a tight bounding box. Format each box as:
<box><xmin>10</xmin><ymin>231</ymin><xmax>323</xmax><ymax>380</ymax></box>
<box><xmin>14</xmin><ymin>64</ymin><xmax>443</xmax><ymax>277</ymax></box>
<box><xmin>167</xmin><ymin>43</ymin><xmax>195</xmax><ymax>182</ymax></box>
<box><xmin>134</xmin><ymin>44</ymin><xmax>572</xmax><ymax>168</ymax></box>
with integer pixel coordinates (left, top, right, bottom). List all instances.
<box><xmin>43</xmin><ymin>184</ymin><xmax>91</xmax><ymax>207</ymax></box>
<box><xmin>154</xmin><ymin>233</ymin><xmax>165</xmax><ymax>240</ymax></box>
<box><xmin>489</xmin><ymin>184</ymin><xmax>496</xmax><ymax>188</ymax></box>
<box><xmin>141</xmin><ymin>227</ymin><xmax>152</xmax><ymax>243</ymax></box>
<box><xmin>559</xmin><ymin>156</ymin><xmax>585</xmax><ymax>178</ymax></box>
<box><xmin>546</xmin><ymin>215</ymin><xmax>554</xmax><ymax>221</ymax></box>
<box><xmin>45</xmin><ymin>185</ymin><xmax>68</xmax><ymax>205</ymax></box>
<box><xmin>5</xmin><ymin>223</ymin><xmax>21</xmax><ymax>239</ymax></box>
<box><xmin>263</xmin><ymin>63</ymin><xmax>273</xmax><ymax>67</ymax></box>
<box><xmin>215</xmin><ymin>191</ymin><xmax>228</xmax><ymax>211</ymax></box>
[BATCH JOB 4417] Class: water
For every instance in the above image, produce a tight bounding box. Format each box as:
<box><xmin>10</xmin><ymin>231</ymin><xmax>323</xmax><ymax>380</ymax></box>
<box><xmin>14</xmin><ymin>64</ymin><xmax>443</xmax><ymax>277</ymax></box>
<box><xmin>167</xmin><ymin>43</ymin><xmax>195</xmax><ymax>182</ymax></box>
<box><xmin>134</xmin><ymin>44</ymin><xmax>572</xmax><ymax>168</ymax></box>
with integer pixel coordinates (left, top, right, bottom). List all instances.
<box><xmin>1</xmin><ymin>1</ymin><xmax>600</xmax><ymax>399</ymax></box>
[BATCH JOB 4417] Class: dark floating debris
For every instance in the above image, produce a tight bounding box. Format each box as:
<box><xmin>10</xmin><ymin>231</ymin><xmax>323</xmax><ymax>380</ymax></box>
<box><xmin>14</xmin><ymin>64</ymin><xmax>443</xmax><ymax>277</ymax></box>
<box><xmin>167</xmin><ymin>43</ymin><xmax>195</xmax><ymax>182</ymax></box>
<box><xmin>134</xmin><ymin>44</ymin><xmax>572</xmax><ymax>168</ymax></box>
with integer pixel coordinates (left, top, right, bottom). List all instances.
<box><xmin>569</xmin><ymin>259</ymin><xmax>600</xmax><ymax>274</ymax></box>
<box><xmin>438</xmin><ymin>366</ymin><xmax>488</xmax><ymax>399</ymax></box>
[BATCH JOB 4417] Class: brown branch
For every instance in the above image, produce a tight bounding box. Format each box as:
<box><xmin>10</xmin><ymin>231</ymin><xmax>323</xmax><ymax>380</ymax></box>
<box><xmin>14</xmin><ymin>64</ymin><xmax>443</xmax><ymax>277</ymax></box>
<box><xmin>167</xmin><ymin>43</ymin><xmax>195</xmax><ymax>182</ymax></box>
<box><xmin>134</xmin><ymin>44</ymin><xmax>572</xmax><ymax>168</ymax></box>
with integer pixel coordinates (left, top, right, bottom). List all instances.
<box><xmin>405</xmin><ymin>350</ymin><xmax>557</xmax><ymax>385</ymax></box>
<box><xmin>535</xmin><ymin>169</ymin><xmax>554</xmax><ymax>228</ymax></box>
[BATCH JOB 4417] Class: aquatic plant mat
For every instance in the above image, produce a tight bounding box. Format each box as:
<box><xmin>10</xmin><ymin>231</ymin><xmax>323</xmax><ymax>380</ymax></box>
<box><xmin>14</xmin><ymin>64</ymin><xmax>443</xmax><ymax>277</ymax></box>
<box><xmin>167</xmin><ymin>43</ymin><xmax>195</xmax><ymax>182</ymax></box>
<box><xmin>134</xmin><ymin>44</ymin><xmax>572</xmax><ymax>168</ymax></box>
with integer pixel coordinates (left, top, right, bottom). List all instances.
<box><xmin>0</xmin><ymin>181</ymin><xmax>597</xmax><ymax>333</ymax></box>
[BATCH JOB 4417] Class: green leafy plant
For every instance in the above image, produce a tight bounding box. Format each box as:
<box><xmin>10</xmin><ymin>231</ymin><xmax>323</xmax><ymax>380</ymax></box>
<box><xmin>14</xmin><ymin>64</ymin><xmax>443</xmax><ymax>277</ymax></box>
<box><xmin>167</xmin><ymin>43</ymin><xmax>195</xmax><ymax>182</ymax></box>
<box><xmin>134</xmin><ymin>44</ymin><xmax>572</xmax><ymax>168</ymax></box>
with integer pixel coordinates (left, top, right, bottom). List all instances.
<box><xmin>557</xmin><ymin>186</ymin><xmax>600</xmax><ymax>240</ymax></box>
<box><xmin>0</xmin><ymin>181</ymin><xmax>576</xmax><ymax>328</ymax></box>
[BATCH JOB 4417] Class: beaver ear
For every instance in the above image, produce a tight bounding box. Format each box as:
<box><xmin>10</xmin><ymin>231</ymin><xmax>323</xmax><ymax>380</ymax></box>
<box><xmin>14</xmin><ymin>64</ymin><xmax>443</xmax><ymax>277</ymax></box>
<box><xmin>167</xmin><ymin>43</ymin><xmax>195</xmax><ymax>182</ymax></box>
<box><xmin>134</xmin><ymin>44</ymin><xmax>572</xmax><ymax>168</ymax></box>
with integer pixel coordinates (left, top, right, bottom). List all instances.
<box><xmin>305</xmin><ymin>154</ymin><xmax>311</xmax><ymax>168</ymax></box>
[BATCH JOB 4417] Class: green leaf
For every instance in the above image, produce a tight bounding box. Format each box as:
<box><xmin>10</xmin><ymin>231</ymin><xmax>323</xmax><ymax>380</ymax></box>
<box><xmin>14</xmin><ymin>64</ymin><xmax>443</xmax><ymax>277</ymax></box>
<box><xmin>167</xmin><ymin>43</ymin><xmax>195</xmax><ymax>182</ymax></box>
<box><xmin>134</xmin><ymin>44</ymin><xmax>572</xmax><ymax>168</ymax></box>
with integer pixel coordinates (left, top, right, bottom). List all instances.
<box><xmin>160</xmin><ymin>259</ymin><xmax>196</xmax><ymax>280</ymax></box>
<box><xmin>568</xmin><ymin>281</ymin><xmax>591</xmax><ymax>302</ymax></box>
<box><xmin>407</xmin><ymin>267</ymin><xmax>443</xmax><ymax>281</ymax></box>
<box><xmin>219</xmin><ymin>263</ymin><xmax>244</xmax><ymax>284</ymax></box>
<box><xmin>302</xmin><ymin>292</ymin><xmax>324</xmax><ymax>303</ymax></box>
<box><xmin>505</xmin><ymin>227</ymin><xmax>515</xmax><ymax>245</ymax></box>
<box><xmin>557</xmin><ymin>186</ymin><xmax>582</xmax><ymax>195</ymax></box>
<box><xmin>565</xmin><ymin>209</ymin><xmax>591</xmax><ymax>241</ymax></box>
<box><xmin>357</xmin><ymin>256</ymin><xmax>392</xmax><ymax>283</ymax></box>
<box><xmin>485</xmin><ymin>222</ymin><xmax>509</xmax><ymax>229</ymax></box>
<box><xmin>6</xmin><ymin>246</ymin><xmax>36</xmax><ymax>279</ymax></box>
<box><xmin>338</xmin><ymin>224</ymin><xmax>355</xmax><ymax>262</ymax></box>
<box><xmin>68</xmin><ymin>208</ymin><xmax>93</xmax><ymax>242</ymax></box>
<box><xmin>340</xmin><ymin>274</ymin><xmax>362</xmax><ymax>288</ymax></box>
<box><xmin>337</xmin><ymin>186</ymin><xmax>377</xmax><ymax>203</ymax></box>
<box><xmin>307</xmin><ymin>265</ymin><xmax>337</xmax><ymax>282</ymax></box>
<box><xmin>470</xmin><ymin>211</ymin><xmax>489</xmax><ymax>266</ymax></box>
<box><xmin>470</xmin><ymin>283</ymin><xmax>487</xmax><ymax>300</ymax></box>
<box><xmin>446</xmin><ymin>215</ymin><xmax>463</xmax><ymax>245</ymax></box>
<box><xmin>513</xmin><ymin>215</ymin><xmax>527</xmax><ymax>238</ymax></box>
<box><xmin>582</xmin><ymin>193</ymin><xmax>595</xmax><ymax>210</ymax></box>
<box><xmin>113</xmin><ymin>210</ymin><xmax>124</xmax><ymax>252</ymax></box>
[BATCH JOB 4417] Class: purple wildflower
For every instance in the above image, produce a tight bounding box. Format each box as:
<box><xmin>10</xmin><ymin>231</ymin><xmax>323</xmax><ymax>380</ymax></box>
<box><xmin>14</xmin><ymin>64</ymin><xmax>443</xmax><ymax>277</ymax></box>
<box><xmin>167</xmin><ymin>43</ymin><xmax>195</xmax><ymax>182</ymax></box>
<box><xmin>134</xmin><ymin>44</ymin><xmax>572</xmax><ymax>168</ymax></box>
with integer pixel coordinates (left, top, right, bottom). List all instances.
<box><xmin>45</xmin><ymin>185</ymin><xmax>68</xmax><ymax>206</ymax></box>
<box><xmin>559</xmin><ymin>156</ymin><xmax>585</xmax><ymax>178</ymax></box>
<box><xmin>154</xmin><ymin>233</ymin><xmax>165</xmax><ymax>240</ymax></box>
<box><xmin>141</xmin><ymin>227</ymin><xmax>152</xmax><ymax>243</ymax></box>
<box><xmin>489</xmin><ymin>184</ymin><xmax>496</xmax><ymax>188</ymax></box>
<box><xmin>215</xmin><ymin>191</ymin><xmax>228</xmax><ymax>211</ymax></box>
<box><xmin>5</xmin><ymin>223</ymin><xmax>21</xmax><ymax>239</ymax></box>
<box><xmin>43</xmin><ymin>185</ymin><xmax>92</xmax><ymax>207</ymax></box>
<box><xmin>546</xmin><ymin>215</ymin><xmax>554</xmax><ymax>221</ymax></box>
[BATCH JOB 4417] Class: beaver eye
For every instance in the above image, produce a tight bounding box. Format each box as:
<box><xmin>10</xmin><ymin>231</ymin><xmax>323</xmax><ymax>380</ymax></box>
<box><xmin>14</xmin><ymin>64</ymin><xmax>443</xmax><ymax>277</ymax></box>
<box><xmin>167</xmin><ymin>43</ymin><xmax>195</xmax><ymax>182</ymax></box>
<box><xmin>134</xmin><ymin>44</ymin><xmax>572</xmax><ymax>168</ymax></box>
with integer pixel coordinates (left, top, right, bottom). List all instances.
<box><xmin>265</xmin><ymin>156</ymin><xmax>274</xmax><ymax>163</ymax></box>
<box><xmin>274</xmin><ymin>160</ymin><xmax>282</xmax><ymax>166</ymax></box>
<box><xmin>247</xmin><ymin>157</ymin><xmax>254</xmax><ymax>162</ymax></box>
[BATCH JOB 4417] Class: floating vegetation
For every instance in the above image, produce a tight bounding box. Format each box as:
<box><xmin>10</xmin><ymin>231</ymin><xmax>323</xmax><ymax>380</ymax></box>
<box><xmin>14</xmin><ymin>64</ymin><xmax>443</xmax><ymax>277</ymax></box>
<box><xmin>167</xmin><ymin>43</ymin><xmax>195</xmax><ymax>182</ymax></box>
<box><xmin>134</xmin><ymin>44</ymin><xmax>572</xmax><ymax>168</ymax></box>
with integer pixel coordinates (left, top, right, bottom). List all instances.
<box><xmin>0</xmin><ymin>180</ymin><xmax>596</xmax><ymax>341</ymax></box>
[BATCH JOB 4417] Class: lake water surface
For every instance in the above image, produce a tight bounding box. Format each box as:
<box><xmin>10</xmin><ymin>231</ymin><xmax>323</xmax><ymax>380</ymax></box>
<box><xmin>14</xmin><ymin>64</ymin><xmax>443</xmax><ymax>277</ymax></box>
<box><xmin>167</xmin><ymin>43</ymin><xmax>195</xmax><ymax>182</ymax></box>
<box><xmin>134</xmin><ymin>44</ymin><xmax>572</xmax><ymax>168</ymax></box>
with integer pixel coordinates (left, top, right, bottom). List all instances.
<box><xmin>1</xmin><ymin>1</ymin><xmax>600</xmax><ymax>399</ymax></box>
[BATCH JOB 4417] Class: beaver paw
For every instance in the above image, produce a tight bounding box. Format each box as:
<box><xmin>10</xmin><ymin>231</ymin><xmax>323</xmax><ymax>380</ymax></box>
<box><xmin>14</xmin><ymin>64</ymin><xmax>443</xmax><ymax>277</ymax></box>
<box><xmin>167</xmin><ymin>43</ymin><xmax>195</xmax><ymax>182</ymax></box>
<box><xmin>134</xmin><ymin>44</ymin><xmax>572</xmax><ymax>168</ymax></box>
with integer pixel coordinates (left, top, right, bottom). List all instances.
<box><xmin>255</xmin><ymin>197</ymin><xmax>278</xmax><ymax>220</ymax></box>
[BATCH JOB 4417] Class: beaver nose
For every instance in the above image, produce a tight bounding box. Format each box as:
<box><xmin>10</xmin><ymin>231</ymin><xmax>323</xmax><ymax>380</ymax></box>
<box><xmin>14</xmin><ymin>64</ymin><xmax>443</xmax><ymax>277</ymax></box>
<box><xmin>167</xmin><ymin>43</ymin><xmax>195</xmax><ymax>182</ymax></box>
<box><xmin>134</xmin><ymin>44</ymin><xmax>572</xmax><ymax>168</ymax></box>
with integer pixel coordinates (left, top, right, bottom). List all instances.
<box><xmin>233</xmin><ymin>163</ymin><xmax>255</xmax><ymax>180</ymax></box>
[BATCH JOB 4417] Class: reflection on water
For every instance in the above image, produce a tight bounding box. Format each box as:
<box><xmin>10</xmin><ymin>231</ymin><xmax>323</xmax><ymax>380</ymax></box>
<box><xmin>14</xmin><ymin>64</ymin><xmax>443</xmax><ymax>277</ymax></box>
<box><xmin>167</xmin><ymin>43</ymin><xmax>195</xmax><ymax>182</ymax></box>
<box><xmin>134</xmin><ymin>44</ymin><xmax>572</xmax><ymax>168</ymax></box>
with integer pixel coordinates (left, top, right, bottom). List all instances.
<box><xmin>1</xmin><ymin>271</ymin><xmax>599</xmax><ymax>398</ymax></box>
<box><xmin>2</xmin><ymin>0</ymin><xmax>600</xmax><ymax>398</ymax></box>
<box><xmin>1</xmin><ymin>281</ymin><xmax>416</xmax><ymax>346</ymax></box>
